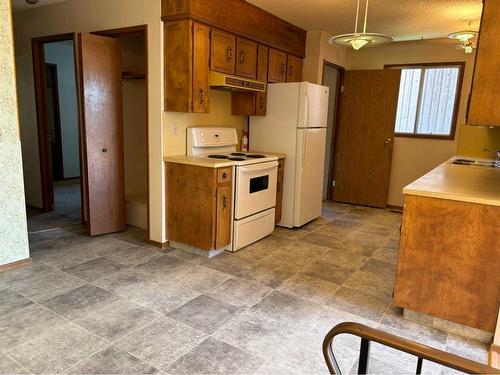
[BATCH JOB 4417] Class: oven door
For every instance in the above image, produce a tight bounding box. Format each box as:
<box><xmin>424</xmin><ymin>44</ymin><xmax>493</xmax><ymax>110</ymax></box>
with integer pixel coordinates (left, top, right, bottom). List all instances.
<box><xmin>235</xmin><ymin>161</ymin><xmax>278</xmax><ymax>220</ymax></box>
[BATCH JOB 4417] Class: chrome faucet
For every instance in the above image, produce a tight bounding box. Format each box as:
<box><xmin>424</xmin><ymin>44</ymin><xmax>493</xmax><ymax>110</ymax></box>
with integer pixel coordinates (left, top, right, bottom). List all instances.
<box><xmin>482</xmin><ymin>148</ymin><xmax>500</xmax><ymax>167</ymax></box>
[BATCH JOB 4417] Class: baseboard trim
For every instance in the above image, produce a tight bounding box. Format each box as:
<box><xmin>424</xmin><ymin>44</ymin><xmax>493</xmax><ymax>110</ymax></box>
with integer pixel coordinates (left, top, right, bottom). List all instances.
<box><xmin>148</xmin><ymin>239</ymin><xmax>170</xmax><ymax>249</ymax></box>
<box><xmin>0</xmin><ymin>258</ymin><xmax>32</xmax><ymax>273</ymax></box>
<box><xmin>489</xmin><ymin>344</ymin><xmax>500</xmax><ymax>369</ymax></box>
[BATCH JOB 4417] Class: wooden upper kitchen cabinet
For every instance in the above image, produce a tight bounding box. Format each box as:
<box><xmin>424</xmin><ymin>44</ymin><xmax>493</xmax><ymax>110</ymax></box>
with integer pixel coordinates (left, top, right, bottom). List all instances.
<box><xmin>467</xmin><ymin>0</ymin><xmax>500</xmax><ymax>126</ymax></box>
<box><xmin>210</xmin><ymin>29</ymin><xmax>236</xmax><ymax>75</ymax></box>
<box><xmin>268</xmin><ymin>48</ymin><xmax>287</xmax><ymax>83</ymax></box>
<box><xmin>166</xmin><ymin>163</ymin><xmax>232</xmax><ymax>251</ymax></box>
<box><xmin>286</xmin><ymin>54</ymin><xmax>303</xmax><ymax>82</ymax></box>
<box><xmin>164</xmin><ymin>20</ymin><xmax>210</xmax><ymax>112</ymax></box>
<box><xmin>231</xmin><ymin>44</ymin><xmax>269</xmax><ymax>116</ymax></box>
<box><xmin>235</xmin><ymin>37</ymin><xmax>257</xmax><ymax>79</ymax></box>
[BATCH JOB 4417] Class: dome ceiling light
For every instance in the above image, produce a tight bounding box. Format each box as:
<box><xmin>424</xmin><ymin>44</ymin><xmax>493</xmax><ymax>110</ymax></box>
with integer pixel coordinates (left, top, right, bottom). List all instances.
<box><xmin>329</xmin><ymin>0</ymin><xmax>393</xmax><ymax>51</ymax></box>
<box><xmin>448</xmin><ymin>18</ymin><xmax>479</xmax><ymax>54</ymax></box>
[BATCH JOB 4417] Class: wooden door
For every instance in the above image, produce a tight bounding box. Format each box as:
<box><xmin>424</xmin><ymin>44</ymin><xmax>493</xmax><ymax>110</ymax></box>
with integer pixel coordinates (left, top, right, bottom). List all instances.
<box><xmin>467</xmin><ymin>0</ymin><xmax>500</xmax><ymax>126</ymax></box>
<box><xmin>286</xmin><ymin>55</ymin><xmax>302</xmax><ymax>82</ymax></box>
<box><xmin>193</xmin><ymin>22</ymin><xmax>210</xmax><ymax>113</ymax></box>
<box><xmin>77</xmin><ymin>33</ymin><xmax>125</xmax><ymax>235</ymax></box>
<box><xmin>210</xmin><ymin>29</ymin><xmax>236</xmax><ymax>74</ymax></box>
<box><xmin>255</xmin><ymin>45</ymin><xmax>269</xmax><ymax>116</ymax></box>
<box><xmin>268</xmin><ymin>48</ymin><xmax>287</xmax><ymax>82</ymax></box>
<box><xmin>235</xmin><ymin>37</ymin><xmax>257</xmax><ymax>79</ymax></box>
<box><xmin>333</xmin><ymin>69</ymin><xmax>401</xmax><ymax>208</ymax></box>
<box><xmin>216</xmin><ymin>184</ymin><xmax>232</xmax><ymax>248</ymax></box>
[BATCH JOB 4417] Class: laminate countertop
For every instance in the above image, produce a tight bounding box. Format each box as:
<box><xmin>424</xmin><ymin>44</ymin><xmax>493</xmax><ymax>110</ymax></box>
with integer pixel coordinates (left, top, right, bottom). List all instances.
<box><xmin>164</xmin><ymin>155</ymin><xmax>235</xmax><ymax>168</ymax></box>
<box><xmin>403</xmin><ymin>156</ymin><xmax>500</xmax><ymax>207</ymax></box>
<box><xmin>164</xmin><ymin>152</ymin><xmax>287</xmax><ymax>168</ymax></box>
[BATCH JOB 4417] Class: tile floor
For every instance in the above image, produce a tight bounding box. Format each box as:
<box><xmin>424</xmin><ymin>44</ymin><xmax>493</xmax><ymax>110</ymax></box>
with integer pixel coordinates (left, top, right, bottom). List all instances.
<box><xmin>0</xmin><ymin>202</ymin><xmax>489</xmax><ymax>374</ymax></box>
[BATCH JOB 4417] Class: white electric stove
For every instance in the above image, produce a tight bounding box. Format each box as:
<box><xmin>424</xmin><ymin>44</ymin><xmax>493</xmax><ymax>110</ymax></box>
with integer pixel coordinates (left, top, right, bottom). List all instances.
<box><xmin>187</xmin><ymin>127</ymin><xmax>278</xmax><ymax>251</ymax></box>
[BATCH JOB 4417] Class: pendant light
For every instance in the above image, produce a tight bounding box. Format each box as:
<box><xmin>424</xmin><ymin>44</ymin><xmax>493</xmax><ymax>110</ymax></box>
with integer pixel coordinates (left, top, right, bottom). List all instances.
<box><xmin>448</xmin><ymin>18</ymin><xmax>478</xmax><ymax>54</ymax></box>
<box><xmin>329</xmin><ymin>0</ymin><xmax>393</xmax><ymax>50</ymax></box>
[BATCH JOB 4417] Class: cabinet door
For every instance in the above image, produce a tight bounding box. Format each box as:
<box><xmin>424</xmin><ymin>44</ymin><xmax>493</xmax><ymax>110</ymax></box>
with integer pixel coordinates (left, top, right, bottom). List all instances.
<box><xmin>192</xmin><ymin>22</ymin><xmax>210</xmax><ymax>113</ymax></box>
<box><xmin>216</xmin><ymin>184</ymin><xmax>232</xmax><ymax>248</ymax></box>
<box><xmin>467</xmin><ymin>0</ymin><xmax>500</xmax><ymax>126</ymax></box>
<box><xmin>210</xmin><ymin>29</ymin><xmax>236</xmax><ymax>74</ymax></box>
<box><xmin>268</xmin><ymin>48</ymin><xmax>287</xmax><ymax>83</ymax></box>
<box><xmin>286</xmin><ymin>55</ymin><xmax>303</xmax><ymax>82</ymax></box>
<box><xmin>255</xmin><ymin>45</ymin><xmax>269</xmax><ymax>116</ymax></box>
<box><xmin>236</xmin><ymin>37</ymin><xmax>257</xmax><ymax>79</ymax></box>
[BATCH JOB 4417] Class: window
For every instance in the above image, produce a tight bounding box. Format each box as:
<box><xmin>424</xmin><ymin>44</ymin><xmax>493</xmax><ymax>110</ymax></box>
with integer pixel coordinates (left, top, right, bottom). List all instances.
<box><xmin>393</xmin><ymin>64</ymin><xmax>463</xmax><ymax>139</ymax></box>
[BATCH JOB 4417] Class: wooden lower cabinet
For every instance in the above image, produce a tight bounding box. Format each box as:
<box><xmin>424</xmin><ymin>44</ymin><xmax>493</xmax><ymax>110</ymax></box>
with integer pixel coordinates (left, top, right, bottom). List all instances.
<box><xmin>166</xmin><ymin>163</ymin><xmax>232</xmax><ymax>250</ymax></box>
<box><xmin>394</xmin><ymin>194</ymin><xmax>500</xmax><ymax>332</ymax></box>
<box><xmin>275</xmin><ymin>158</ymin><xmax>285</xmax><ymax>224</ymax></box>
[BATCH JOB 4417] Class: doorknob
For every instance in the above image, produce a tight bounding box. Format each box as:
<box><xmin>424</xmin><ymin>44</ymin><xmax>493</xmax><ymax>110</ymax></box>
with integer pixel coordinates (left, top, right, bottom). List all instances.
<box><xmin>385</xmin><ymin>138</ymin><xmax>392</xmax><ymax>144</ymax></box>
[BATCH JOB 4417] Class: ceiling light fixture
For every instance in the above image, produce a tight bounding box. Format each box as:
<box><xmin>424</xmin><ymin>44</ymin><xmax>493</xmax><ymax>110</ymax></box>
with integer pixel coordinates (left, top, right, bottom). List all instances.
<box><xmin>329</xmin><ymin>0</ymin><xmax>393</xmax><ymax>51</ymax></box>
<box><xmin>448</xmin><ymin>18</ymin><xmax>478</xmax><ymax>54</ymax></box>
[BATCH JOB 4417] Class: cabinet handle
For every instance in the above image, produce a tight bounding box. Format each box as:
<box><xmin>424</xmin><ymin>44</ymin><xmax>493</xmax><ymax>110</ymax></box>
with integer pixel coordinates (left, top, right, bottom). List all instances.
<box><xmin>289</xmin><ymin>65</ymin><xmax>294</xmax><ymax>77</ymax></box>
<box><xmin>239</xmin><ymin>50</ymin><xmax>245</xmax><ymax>64</ymax></box>
<box><xmin>199</xmin><ymin>89</ymin><xmax>205</xmax><ymax>104</ymax></box>
<box><xmin>280</xmin><ymin>63</ymin><xmax>286</xmax><ymax>74</ymax></box>
<box><xmin>277</xmin><ymin>182</ymin><xmax>281</xmax><ymax>193</ymax></box>
<box><xmin>259</xmin><ymin>96</ymin><xmax>264</xmax><ymax>109</ymax></box>
<box><xmin>226</xmin><ymin>47</ymin><xmax>232</xmax><ymax>62</ymax></box>
<box><xmin>222</xmin><ymin>194</ymin><xmax>227</xmax><ymax>209</ymax></box>
<box><xmin>222</xmin><ymin>172</ymin><xmax>227</xmax><ymax>179</ymax></box>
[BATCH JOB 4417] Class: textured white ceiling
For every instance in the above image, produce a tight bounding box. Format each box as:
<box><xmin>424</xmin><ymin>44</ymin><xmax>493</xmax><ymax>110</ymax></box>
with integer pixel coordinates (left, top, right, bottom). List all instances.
<box><xmin>11</xmin><ymin>0</ymin><xmax>67</xmax><ymax>12</ymax></box>
<box><xmin>247</xmin><ymin>0</ymin><xmax>483</xmax><ymax>41</ymax></box>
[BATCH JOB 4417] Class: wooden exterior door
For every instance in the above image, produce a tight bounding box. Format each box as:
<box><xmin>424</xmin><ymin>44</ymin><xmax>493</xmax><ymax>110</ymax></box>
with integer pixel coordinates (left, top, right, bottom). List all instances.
<box><xmin>77</xmin><ymin>33</ymin><xmax>125</xmax><ymax>235</ymax></box>
<box><xmin>210</xmin><ymin>29</ymin><xmax>236</xmax><ymax>74</ymax></box>
<box><xmin>333</xmin><ymin>69</ymin><xmax>401</xmax><ymax>208</ymax></box>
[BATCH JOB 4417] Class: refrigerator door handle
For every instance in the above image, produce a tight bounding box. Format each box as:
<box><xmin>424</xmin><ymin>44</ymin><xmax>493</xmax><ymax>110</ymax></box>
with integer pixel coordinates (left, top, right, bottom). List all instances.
<box><xmin>304</xmin><ymin>93</ymin><xmax>310</xmax><ymax>126</ymax></box>
<box><xmin>302</xmin><ymin>132</ymin><xmax>308</xmax><ymax>173</ymax></box>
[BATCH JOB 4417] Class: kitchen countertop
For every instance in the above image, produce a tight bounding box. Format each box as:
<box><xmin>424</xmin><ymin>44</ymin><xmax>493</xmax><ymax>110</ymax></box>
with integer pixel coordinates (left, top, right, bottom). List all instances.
<box><xmin>164</xmin><ymin>155</ymin><xmax>236</xmax><ymax>168</ymax></box>
<box><xmin>403</xmin><ymin>156</ymin><xmax>500</xmax><ymax>207</ymax></box>
<box><xmin>164</xmin><ymin>152</ymin><xmax>287</xmax><ymax>168</ymax></box>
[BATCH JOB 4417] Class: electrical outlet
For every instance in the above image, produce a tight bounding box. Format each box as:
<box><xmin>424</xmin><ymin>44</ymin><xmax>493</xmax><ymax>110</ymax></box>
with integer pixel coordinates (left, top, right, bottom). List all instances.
<box><xmin>171</xmin><ymin>122</ymin><xmax>178</xmax><ymax>136</ymax></box>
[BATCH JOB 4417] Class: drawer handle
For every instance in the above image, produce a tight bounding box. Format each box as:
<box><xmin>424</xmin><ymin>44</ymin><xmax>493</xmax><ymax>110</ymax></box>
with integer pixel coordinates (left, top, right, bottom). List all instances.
<box><xmin>222</xmin><ymin>172</ymin><xmax>228</xmax><ymax>179</ymax></box>
<box><xmin>226</xmin><ymin>47</ymin><xmax>232</xmax><ymax>62</ymax></box>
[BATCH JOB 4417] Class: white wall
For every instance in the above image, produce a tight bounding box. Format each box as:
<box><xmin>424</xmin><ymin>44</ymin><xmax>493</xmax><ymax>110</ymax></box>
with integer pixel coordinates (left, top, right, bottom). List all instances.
<box><xmin>44</xmin><ymin>40</ymin><xmax>80</xmax><ymax>178</ymax></box>
<box><xmin>0</xmin><ymin>0</ymin><xmax>30</xmax><ymax>266</ymax></box>
<box><xmin>13</xmin><ymin>0</ymin><xmax>165</xmax><ymax>243</ymax></box>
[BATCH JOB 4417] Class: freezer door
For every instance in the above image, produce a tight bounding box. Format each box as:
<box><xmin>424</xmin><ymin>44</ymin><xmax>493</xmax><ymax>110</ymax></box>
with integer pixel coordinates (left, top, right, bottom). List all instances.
<box><xmin>293</xmin><ymin>128</ymin><xmax>327</xmax><ymax>226</ymax></box>
<box><xmin>297</xmin><ymin>82</ymin><xmax>329</xmax><ymax>128</ymax></box>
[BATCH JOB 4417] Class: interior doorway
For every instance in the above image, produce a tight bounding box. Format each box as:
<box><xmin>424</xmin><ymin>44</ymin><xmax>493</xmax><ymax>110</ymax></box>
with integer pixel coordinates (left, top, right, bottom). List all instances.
<box><xmin>29</xmin><ymin>26</ymin><xmax>149</xmax><ymax>236</ymax></box>
<box><xmin>321</xmin><ymin>60</ymin><xmax>344</xmax><ymax>201</ymax></box>
<box><xmin>28</xmin><ymin>35</ymin><xmax>83</xmax><ymax>233</ymax></box>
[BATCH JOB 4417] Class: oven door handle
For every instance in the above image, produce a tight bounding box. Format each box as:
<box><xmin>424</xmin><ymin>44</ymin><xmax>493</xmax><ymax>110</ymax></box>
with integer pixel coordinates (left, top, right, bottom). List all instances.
<box><xmin>238</xmin><ymin>161</ymin><xmax>278</xmax><ymax>174</ymax></box>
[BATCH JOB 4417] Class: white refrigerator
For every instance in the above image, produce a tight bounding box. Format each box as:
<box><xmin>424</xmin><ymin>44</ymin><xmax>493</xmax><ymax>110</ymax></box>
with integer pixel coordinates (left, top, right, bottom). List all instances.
<box><xmin>250</xmin><ymin>82</ymin><xmax>329</xmax><ymax>228</ymax></box>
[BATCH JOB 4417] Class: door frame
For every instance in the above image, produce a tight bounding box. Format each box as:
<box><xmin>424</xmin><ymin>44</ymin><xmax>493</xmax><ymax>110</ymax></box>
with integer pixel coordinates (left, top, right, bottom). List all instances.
<box><xmin>32</xmin><ymin>33</ymin><xmax>80</xmax><ymax>213</ymax></box>
<box><xmin>92</xmin><ymin>25</ymin><xmax>151</xmax><ymax>237</ymax></box>
<box><xmin>44</xmin><ymin>63</ymin><xmax>64</xmax><ymax>181</ymax></box>
<box><xmin>321</xmin><ymin>60</ymin><xmax>345</xmax><ymax>201</ymax></box>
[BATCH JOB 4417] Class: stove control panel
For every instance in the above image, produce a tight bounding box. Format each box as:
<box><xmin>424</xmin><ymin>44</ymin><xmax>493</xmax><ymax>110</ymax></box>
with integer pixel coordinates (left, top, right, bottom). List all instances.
<box><xmin>188</xmin><ymin>127</ymin><xmax>238</xmax><ymax>148</ymax></box>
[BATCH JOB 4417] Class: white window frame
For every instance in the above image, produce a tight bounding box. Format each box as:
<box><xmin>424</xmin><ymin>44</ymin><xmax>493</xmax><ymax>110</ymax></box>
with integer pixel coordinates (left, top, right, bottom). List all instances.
<box><xmin>389</xmin><ymin>63</ymin><xmax>464</xmax><ymax>140</ymax></box>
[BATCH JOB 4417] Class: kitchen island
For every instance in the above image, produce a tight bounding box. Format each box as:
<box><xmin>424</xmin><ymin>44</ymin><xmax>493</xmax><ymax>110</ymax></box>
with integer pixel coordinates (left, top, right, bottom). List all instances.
<box><xmin>394</xmin><ymin>156</ymin><xmax>500</xmax><ymax>338</ymax></box>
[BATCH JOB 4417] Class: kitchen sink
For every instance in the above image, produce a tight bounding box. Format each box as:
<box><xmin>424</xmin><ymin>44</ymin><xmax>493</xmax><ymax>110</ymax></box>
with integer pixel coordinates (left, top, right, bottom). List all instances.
<box><xmin>452</xmin><ymin>158</ymin><xmax>499</xmax><ymax>168</ymax></box>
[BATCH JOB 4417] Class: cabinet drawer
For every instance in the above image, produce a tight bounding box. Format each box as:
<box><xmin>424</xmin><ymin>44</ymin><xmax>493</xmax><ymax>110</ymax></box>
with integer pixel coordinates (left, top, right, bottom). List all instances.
<box><xmin>217</xmin><ymin>167</ymin><xmax>232</xmax><ymax>184</ymax></box>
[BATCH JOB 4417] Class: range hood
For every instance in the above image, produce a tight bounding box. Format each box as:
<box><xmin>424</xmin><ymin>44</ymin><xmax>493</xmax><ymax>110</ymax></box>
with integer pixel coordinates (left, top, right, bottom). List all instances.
<box><xmin>210</xmin><ymin>71</ymin><xmax>266</xmax><ymax>92</ymax></box>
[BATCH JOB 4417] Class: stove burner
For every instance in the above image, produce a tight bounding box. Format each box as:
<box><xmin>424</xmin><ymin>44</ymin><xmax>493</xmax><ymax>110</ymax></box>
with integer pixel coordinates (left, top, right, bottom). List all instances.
<box><xmin>208</xmin><ymin>155</ymin><xmax>229</xmax><ymax>159</ymax></box>
<box><xmin>231</xmin><ymin>153</ymin><xmax>247</xmax><ymax>156</ymax></box>
<box><xmin>228</xmin><ymin>157</ymin><xmax>245</xmax><ymax>161</ymax></box>
<box><xmin>246</xmin><ymin>154</ymin><xmax>266</xmax><ymax>158</ymax></box>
